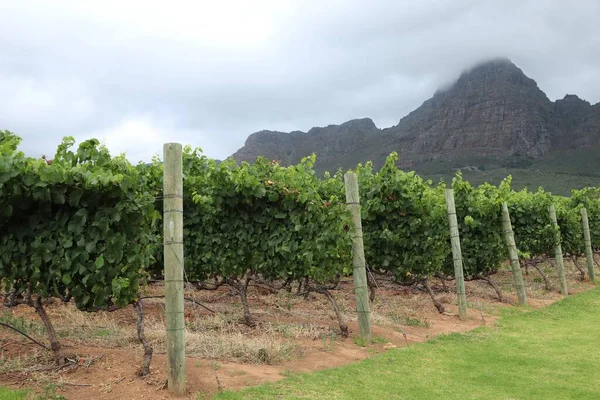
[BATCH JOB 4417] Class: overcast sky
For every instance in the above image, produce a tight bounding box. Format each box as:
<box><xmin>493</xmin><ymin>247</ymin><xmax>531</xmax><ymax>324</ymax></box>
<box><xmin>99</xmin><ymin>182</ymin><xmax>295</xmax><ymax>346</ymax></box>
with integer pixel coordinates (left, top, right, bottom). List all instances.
<box><xmin>1</xmin><ymin>0</ymin><xmax>599</xmax><ymax>162</ymax></box>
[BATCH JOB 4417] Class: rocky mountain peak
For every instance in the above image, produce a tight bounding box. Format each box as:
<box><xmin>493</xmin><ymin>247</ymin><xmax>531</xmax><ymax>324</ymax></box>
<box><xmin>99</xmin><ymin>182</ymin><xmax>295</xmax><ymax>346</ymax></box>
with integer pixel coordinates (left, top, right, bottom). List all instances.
<box><xmin>433</xmin><ymin>58</ymin><xmax>545</xmax><ymax>101</ymax></box>
<box><xmin>231</xmin><ymin>117</ymin><xmax>381</xmax><ymax>168</ymax></box>
<box><xmin>554</xmin><ymin>94</ymin><xmax>591</xmax><ymax>116</ymax></box>
<box><xmin>231</xmin><ymin>58</ymin><xmax>600</xmax><ymax>174</ymax></box>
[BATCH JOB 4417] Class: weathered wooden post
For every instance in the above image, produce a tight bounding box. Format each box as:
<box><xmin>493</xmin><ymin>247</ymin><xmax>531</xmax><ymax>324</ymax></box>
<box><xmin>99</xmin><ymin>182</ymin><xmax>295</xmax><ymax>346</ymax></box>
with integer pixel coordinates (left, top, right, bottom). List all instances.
<box><xmin>344</xmin><ymin>172</ymin><xmax>372</xmax><ymax>343</ymax></box>
<box><xmin>549</xmin><ymin>204</ymin><xmax>568</xmax><ymax>295</ymax></box>
<box><xmin>444</xmin><ymin>189</ymin><xmax>468</xmax><ymax>320</ymax></box>
<box><xmin>581</xmin><ymin>207</ymin><xmax>595</xmax><ymax>282</ymax></box>
<box><xmin>501</xmin><ymin>202</ymin><xmax>527</xmax><ymax>305</ymax></box>
<box><xmin>163</xmin><ymin>143</ymin><xmax>186</xmax><ymax>395</ymax></box>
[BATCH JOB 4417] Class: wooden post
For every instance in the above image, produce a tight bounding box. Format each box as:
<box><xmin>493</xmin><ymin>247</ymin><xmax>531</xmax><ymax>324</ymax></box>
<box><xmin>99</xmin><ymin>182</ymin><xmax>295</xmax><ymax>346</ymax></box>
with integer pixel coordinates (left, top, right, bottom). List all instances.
<box><xmin>163</xmin><ymin>143</ymin><xmax>186</xmax><ymax>395</ymax></box>
<box><xmin>549</xmin><ymin>204</ymin><xmax>568</xmax><ymax>295</ymax></box>
<box><xmin>344</xmin><ymin>172</ymin><xmax>372</xmax><ymax>343</ymax></box>
<box><xmin>444</xmin><ymin>189</ymin><xmax>468</xmax><ymax>320</ymax></box>
<box><xmin>581</xmin><ymin>207</ymin><xmax>595</xmax><ymax>281</ymax></box>
<box><xmin>501</xmin><ymin>203</ymin><xmax>527</xmax><ymax>305</ymax></box>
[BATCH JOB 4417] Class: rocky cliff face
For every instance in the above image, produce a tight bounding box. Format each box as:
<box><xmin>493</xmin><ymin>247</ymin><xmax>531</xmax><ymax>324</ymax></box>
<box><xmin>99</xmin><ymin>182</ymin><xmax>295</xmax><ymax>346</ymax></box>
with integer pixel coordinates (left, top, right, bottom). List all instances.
<box><xmin>383</xmin><ymin>58</ymin><xmax>553</xmax><ymax>165</ymax></box>
<box><xmin>552</xmin><ymin>95</ymin><xmax>600</xmax><ymax>149</ymax></box>
<box><xmin>230</xmin><ymin>58</ymin><xmax>600</xmax><ymax>172</ymax></box>
<box><xmin>232</xmin><ymin>118</ymin><xmax>380</xmax><ymax>169</ymax></box>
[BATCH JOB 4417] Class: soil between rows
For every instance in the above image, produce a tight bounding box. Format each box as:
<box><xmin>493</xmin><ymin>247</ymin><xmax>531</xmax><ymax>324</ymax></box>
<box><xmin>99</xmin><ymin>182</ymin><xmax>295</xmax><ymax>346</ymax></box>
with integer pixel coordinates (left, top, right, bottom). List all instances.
<box><xmin>1</xmin><ymin>262</ymin><xmax>594</xmax><ymax>399</ymax></box>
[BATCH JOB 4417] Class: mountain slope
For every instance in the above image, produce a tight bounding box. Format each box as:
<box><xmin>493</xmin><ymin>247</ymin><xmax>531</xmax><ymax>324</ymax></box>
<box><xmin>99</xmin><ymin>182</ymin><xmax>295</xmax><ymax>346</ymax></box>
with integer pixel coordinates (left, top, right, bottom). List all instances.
<box><xmin>230</xmin><ymin>58</ymin><xmax>600</xmax><ymax>193</ymax></box>
<box><xmin>231</xmin><ymin>117</ymin><xmax>380</xmax><ymax>168</ymax></box>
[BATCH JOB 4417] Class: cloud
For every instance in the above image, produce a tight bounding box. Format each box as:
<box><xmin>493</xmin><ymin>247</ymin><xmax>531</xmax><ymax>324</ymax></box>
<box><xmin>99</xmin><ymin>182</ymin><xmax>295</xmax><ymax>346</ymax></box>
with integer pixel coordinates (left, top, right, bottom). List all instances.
<box><xmin>95</xmin><ymin>117</ymin><xmax>173</xmax><ymax>162</ymax></box>
<box><xmin>1</xmin><ymin>0</ymin><xmax>599</xmax><ymax>162</ymax></box>
<box><xmin>93</xmin><ymin>116</ymin><xmax>219</xmax><ymax>162</ymax></box>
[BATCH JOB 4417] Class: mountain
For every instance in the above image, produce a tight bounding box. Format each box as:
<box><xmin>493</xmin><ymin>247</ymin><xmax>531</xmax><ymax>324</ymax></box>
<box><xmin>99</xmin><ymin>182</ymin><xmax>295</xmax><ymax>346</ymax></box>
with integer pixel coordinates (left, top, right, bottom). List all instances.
<box><xmin>230</xmin><ymin>58</ymin><xmax>600</xmax><ymax>194</ymax></box>
<box><xmin>232</xmin><ymin>117</ymin><xmax>379</xmax><ymax>168</ymax></box>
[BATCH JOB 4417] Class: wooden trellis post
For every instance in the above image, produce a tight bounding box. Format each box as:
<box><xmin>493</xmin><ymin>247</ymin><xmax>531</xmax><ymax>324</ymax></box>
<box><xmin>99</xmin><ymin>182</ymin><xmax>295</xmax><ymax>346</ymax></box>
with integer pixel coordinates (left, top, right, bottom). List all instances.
<box><xmin>164</xmin><ymin>143</ymin><xmax>186</xmax><ymax>396</ymax></box>
<box><xmin>444</xmin><ymin>189</ymin><xmax>468</xmax><ymax>320</ymax></box>
<box><xmin>502</xmin><ymin>202</ymin><xmax>527</xmax><ymax>305</ymax></box>
<box><xmin>344</xmin><ymin>172</ymin><xmax>372</xmax><ymax>343</ymax></box>
<box><xmin>581</xmin><ymin>207</ymin><xmax>595</xmax><ymax>282</ymax></box>
<box><xmin>549</xmin><ymin>204</ymin><xmax>568</xmax><ymax>295</ymax></box>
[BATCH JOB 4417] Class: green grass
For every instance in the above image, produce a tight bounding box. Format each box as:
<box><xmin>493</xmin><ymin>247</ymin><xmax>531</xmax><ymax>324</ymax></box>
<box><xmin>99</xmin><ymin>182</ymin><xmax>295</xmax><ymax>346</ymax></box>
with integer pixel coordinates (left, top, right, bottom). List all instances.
<box><xmin>372</xmin><ymin>336</ymin><xmax>388</xmax><ymax>344</ymax></box>
<box><xmin>0</xmin><ymin>387</ymin><xmax>26</xmax><ymax>400</ymax></box>
<box><xmin>92</xmin><ymin>328</ymin><xmax>113</xmax><ymax>337</ymax></box>
<box><xmin>0</xmin><ymin>311</ymin><xmax>44</xmax><ymax>336</ymax></box>
<box><xmin>214</xmin><ymin>287</ymin><xmax>600</xmax><ymax>399</ymax></box>
<box><xmin>0</xmin><ymin>384</ymin><xmax>66</xmax><ymax>400</ymax></box>
<box><xmin>388</xmin><ymin>313</ymin><xmax>430</xmax><ymax>328</ymax></box>
<box><xmin>352</xmin><ymin>336</ymin><xmax>387</xmax><ymax>347</ymax></box>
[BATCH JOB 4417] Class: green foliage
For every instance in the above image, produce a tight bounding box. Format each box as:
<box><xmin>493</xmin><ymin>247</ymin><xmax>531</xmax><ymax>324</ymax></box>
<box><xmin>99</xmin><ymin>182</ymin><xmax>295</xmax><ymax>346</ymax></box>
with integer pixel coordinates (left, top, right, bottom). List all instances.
<box><xmin>356</xmin><ymin>153</ymin><xmax>448</xmax><ymax>281</ymax></box>
<box><xmin>445</xmin><ymin>174</ymin><xmax>509</xmax><ymax>278</ymax></box>
<box><xmin>505</xmin><ymin>187</ymin><xmax>556</xmax><ymax>259</ymax></box>
<box><xmin>137</xmin><ymin>148</ymin><xmax>354</xmax><ymax>285</ymax></box>
<box><xmin>569</xmin><ymin>187</ymin><xmax>600</xmax><ymax>250</ymax></box>
<box><xmin>3</xmin><ymin>128</ymin><xmax>597</xmax><ymax>309</ymax></box>
<box><xmin>554</xmin><ymin>196</ymin><xmax>583</xmax><ymax>256</ymax></box>
<box><xmin>0</xmin><ymin>131</ymin><xmax>158</xmax><ymax>310</ymax></box>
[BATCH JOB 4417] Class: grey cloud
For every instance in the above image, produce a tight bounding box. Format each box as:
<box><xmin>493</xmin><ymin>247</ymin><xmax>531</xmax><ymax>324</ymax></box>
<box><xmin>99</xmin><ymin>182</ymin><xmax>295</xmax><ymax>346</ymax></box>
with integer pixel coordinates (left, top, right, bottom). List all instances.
<box><xmin>1</xmin><ymin>0</ymin><xmax>599</xmax><ymax>163</ymax></box>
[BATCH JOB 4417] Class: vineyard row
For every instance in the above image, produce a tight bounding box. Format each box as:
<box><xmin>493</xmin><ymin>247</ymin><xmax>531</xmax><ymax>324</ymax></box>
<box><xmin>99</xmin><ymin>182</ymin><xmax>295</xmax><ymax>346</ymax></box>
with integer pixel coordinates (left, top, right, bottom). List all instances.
<box><xmin>1</xmin><ymin>131</ymin><xmax>599</xmax><ymax>370</ymax></box>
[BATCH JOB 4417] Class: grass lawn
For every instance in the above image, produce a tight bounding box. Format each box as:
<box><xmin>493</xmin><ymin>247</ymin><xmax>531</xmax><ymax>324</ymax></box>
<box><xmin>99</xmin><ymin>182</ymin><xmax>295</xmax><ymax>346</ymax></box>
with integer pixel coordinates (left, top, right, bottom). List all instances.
<box><xmin>215</xmin><ymin>286</ymin><xmax>600</xmax><ymax>399</ymax></box>
<box><xmin>0</xmin><ymin>387</ymin><xmax>26</xmax><ymax>400</ymax></box>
